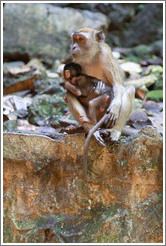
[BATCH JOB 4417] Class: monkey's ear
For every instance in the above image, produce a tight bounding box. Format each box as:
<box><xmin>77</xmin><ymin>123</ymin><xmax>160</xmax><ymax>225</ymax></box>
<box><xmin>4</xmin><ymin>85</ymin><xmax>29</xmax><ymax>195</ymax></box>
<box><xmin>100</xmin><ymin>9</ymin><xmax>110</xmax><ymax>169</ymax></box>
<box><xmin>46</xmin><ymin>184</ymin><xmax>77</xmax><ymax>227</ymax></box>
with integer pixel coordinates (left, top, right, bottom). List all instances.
<box><xmin>95</xmin><ymin>30</ymin><xmax>105</xmax><ymax>42</ymax></box>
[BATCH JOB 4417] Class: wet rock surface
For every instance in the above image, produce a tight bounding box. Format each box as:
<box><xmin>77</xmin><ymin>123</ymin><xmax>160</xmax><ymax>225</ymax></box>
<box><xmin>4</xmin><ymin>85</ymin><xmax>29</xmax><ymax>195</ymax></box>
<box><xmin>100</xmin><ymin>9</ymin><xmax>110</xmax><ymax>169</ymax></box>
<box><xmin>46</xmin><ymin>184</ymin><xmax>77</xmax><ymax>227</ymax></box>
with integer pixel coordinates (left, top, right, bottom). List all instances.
<box><xmin>3</xmin><ymin>128</ymin><xmax>163</xmax><ymax>243</ymax></box>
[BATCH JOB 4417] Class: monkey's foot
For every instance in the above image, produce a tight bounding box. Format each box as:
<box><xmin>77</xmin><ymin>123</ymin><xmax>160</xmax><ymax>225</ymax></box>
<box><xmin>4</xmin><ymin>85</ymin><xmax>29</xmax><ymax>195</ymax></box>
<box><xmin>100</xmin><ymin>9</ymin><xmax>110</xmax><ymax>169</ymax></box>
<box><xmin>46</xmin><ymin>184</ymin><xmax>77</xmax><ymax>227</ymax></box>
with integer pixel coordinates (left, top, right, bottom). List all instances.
<box><xmin>93</xmin><ymin>130</ymin><xmax>106</xmax><ymax>147</ymax></box>
<box><xmin>109</xmin><ymin>129</ymin><xmax>121</xmax><ymax>141</ymax></box>
<box><xmin>79</xmin><ymin>115</ymin><xmax>94</xmax><ymax>124</ymax></box>
<box><xmin>101</xmin><ymin>129</ymin><xmax>121</xmax><ymax>143</ymax></box>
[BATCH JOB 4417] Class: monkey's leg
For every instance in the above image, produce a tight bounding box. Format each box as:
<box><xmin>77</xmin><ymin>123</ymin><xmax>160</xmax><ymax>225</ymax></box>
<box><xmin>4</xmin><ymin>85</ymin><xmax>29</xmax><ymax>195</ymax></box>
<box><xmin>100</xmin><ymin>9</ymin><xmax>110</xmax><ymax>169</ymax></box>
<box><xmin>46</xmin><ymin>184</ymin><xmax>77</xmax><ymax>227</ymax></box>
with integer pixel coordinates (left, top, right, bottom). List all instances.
<box><xmin>66</xmin><ymin>91</ymin><xmax>94</xmax><ymax>132</ymax></box>
<box><xmin>66</xmin><ymin>91</ymin><xmax>105</xmax><ymax>145</ymax></box>
<box><xmin>106</xmin><ymin>86</ymin><xmax>135</xmax><ymax>141</ymax></box>
<box><xmin>88</xmin><ymin>95</ymin><xmax>108</xmax><ymax>124</ymax></box>
<box><xmin>79</xmin><ymin>115</ymin><xmax>93</xmax><ymax>124</ymax></box>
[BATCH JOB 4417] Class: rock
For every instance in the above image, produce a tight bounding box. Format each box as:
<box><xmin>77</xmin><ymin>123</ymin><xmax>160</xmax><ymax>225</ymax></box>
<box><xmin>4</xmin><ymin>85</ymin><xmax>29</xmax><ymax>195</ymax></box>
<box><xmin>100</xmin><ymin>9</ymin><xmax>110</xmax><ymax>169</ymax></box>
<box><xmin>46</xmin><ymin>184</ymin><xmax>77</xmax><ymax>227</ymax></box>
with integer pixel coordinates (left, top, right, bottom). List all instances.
<box><xmin>52</xmin><ymin>3</ymin><xmax>105</xmax><ymax>13</ymax></box>
<box><xmin>26</xmin><ymin>60</ymin><xmax>64</xmax><ymax>96</ymax></box>
<box><xmin>37</xmin><ymin>86</ymin><xmax>62</xmax><ymax>96</ymax></box>
<box><xmin>112</xmin><ymin>47</ymin><xmax>132</xmax><ymax>55</ymax></box>
<box><xmin>144</xmin><ymin>65</ymin><xmax>163</xmax><ymax>76</ymax></box>
<box><xmin>112</xmin><ymin>51</ymin><xmax>121</xmax><ymax>59</ymax></box>
<box><xmin>148</xmin><ymin>115</ymin><xmax>163</xmax><ymax>135</ymax></box>
<box><xmin>3</xmin><ymin>3</ymin><xmax>108</xmax><ymax>65</ymax></box>
<box><xmin>144</xmin><ymin>65</ymin><xmax>163</xmax><ymax>90</ymax></box>
<box><xmin>3</xmin><ymin>128</ymin><xmax>163</xmax><ymax>243</ymax></box>
<box><xmin>3</xmin><ymin>120</ymin><xmax>17</xmax><ymax>132</ymax></box>
<box><xmin>152</xmin><ymin>40</ymin><xmax>163</xmax><ymax>58</ymax></box>
<box><xmin>60</xmin><ymin>125</ymin><xmax>85</xmax><ymax>134</ymax></box>
<box><xmin>121</xmin><ymin>126</ymin><xmax>139</xmax><ymax>137</ymax></box>
<box><xmin>120</xmin><ymin>62</ymin><xmax>142</xmax><ymax>75</ymax></box>
<box><xmin>3</xmin><ymin>95</ymin><xmax>32</xmax><ymax>116</ymax></box>
<box><xmin>52</xmin><ymin>60</ymin><xmax>65</xmax><ymax>74</ymax></box>
<box><xmin>133</xmin><ymin>98</ymin><xmax>143</xmax><ymax>111</ymax></box>
<box><xmin>27</xmin><ymin>58</ymin><xmax>46</xmax><ymax>71</ymax></box>
<box><xmin>108</xmin><ymin>3</ymin><xmax>137</xmax><ymax>28</ymax></box>
<box><xmin>3</xmin><ymin>64</ymin><xmax>40</xmax><ymax>95</ymax></box>
<box><xmin>7</xmin><ymin>109</ymin><xmax>29</xmax><ymax>121</ymax></box>
<box><xmin>132</xmin><ymin>44</ymin><xmax>154</xmax><ymax>59</ymax></box>
<box><xmin>28</xmin><ymin>94</ymin><xmax>67</xmax><ymax>125</ymax></box>
<box><xmin>34</xmin><ymin>76</ymin><xmax>64</xmax><ymax>96</ymax></box>
<box><xmin>143</xmin><ymin>100</ymin><xmax>163</xmax><ymax>113</ymax></box>
<box><xmin>146</xmin><ymin>57</ymin><xmax>163</xmax><ymax>66</ymax></box>
<box><xmin>17</xmin><ymin>119</ymin><xmax>40</xmax><ymax>132</ymax></box>
<box><xmin>114</xmin><ymin>43</ymin><xmax>162</xmax><ymax>65</ymax></box>
<box><xmin>46</xmin><ymin>70</ymin><xmax>59</xmax><ymax>79</ymax></box>
<box><xmin>11</xmin><ymin>89</ymin><xmax>32</xmax><ymax>97</ymax></box>
<box><xmin>3</xmin><ymin>61</ymin><xmax>25</xmax><ymax>69</ymax></box>
<box><xmin>123</xmin><ymin>3</ymin><xmax>163</xmax><ymax>47</ymax></box>
<box><xmin>127</xmin><ymin>111</ymin><xmax>151</xmax><ymax>129</ymax></box>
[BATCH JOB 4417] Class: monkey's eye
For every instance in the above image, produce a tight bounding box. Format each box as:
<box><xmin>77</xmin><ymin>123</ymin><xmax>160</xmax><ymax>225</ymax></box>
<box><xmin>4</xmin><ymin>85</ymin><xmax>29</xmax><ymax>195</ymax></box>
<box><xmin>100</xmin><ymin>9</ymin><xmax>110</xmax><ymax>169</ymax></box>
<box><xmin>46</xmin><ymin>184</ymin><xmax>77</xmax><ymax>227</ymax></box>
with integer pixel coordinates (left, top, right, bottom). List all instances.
<box><xmin>78</xmin><ymin>37</ymin><xmax>83</xmax><ymax>41</ymax></box>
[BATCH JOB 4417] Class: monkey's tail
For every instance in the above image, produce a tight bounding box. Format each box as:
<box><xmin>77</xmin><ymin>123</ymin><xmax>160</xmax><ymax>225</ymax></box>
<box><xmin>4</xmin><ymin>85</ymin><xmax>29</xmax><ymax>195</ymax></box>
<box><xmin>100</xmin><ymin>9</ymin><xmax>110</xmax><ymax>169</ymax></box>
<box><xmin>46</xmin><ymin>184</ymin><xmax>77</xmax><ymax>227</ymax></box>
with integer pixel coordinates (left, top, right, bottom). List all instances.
<box><xmin>83</xmin><ymin>114</ymin><xmax>108</xmax><ymax>179</ymax></box>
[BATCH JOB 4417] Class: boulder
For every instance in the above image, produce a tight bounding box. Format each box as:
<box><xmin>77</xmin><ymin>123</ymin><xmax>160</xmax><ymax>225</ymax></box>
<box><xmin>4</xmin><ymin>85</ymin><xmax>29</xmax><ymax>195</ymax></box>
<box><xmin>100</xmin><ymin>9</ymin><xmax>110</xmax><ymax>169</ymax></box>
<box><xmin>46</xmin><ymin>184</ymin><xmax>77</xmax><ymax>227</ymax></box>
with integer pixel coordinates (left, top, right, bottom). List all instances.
<box><xmin>3</xmin><ymin>3</ymin><xmax>108</xmax><ymax>66</ymax></box>
<box><xmin>123</xmin><ymin>3</ymin><xmax>163</xmax><ymax>47</ymax></box>
<box><xmin>3</xmin><ymin>64</ymin><xmax>40</xmax><ymax>95</ymax></box>
<box><xmin>120</xmin><ymin>61</ymin><xmax>142</xmax><ymax>75</ymax></box>
<box><xmin>3</xmin><ymin>127</ymin><xmax>163</xmax><ymax>243</ymax></box>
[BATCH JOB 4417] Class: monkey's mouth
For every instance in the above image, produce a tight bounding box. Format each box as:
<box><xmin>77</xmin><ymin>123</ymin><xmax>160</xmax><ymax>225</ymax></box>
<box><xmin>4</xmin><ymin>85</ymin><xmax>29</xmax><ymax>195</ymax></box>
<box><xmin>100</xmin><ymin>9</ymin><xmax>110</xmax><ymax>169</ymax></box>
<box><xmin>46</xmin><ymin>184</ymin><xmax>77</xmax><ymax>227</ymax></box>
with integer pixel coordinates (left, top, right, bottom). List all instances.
<box><xmin>71</xmin><ymin>48</ymin><xmax>81</xmax><ymax>58</ymax></box>
<box><xmin>72</xmin><ymin>53</ymin><xmax>79</xmax><ymax>58</ymax></box>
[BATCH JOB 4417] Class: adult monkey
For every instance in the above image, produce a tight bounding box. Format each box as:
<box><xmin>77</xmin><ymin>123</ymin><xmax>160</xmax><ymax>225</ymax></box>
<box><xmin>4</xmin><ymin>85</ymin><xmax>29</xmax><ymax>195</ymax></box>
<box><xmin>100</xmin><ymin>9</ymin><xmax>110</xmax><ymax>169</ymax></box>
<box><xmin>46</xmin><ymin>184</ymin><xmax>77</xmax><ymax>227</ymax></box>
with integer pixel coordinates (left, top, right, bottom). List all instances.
<box><xmin>66</xmin><ymin>27</ymin><xmax>135</xmax><ymax>145</ymax></box>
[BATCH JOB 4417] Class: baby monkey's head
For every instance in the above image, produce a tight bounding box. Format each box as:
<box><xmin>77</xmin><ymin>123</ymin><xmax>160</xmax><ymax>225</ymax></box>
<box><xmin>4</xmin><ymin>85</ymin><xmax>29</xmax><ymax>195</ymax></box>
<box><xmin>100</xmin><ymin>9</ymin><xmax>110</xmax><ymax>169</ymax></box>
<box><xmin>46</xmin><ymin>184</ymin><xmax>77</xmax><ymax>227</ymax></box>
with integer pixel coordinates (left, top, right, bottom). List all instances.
<box><xmin>63</xmin><ymin>63</ymin><xmax>82</xmax><ymax>81</ymax></box>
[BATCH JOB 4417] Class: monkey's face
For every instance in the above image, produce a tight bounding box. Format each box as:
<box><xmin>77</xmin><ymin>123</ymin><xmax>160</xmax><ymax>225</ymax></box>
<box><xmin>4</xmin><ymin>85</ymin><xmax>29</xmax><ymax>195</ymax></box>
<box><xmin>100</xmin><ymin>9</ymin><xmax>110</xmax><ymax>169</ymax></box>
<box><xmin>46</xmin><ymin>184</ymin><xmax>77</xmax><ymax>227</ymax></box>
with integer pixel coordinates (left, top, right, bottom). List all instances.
<box><xmin>71</xmin><ymin>28</ymin><xmax>105</xmax><ymax>61</ymax></box>
<box><xmin>64</xmin><ymin>70</ymin><xmax>71</xmax><ymax>80</ymax></box>
<box><xmin>71</xmin><ymin>32</ymin><xmax>90</xmax><ymax>58</ymax></box>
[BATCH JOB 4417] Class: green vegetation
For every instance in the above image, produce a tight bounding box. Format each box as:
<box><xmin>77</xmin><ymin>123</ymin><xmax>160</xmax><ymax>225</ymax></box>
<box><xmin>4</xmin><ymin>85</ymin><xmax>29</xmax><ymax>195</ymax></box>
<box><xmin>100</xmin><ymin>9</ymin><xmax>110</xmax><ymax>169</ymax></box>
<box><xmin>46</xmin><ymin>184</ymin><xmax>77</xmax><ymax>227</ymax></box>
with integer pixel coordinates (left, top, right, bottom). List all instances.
<box><xmin>146</xmin><ymin>90</ymin><xmax>163</xmax><ymax>102</ymax></box>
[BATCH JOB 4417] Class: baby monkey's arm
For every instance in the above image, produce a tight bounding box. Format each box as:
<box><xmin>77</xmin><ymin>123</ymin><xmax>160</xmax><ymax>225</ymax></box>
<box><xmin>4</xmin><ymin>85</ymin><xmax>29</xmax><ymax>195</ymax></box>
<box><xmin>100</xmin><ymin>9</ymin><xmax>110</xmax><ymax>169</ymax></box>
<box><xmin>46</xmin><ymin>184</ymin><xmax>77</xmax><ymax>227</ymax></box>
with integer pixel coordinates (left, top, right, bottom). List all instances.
<box><xmin>65</xmin><ymin>81</ymin><xmax>82</xmax><ymax>96</ymax></box>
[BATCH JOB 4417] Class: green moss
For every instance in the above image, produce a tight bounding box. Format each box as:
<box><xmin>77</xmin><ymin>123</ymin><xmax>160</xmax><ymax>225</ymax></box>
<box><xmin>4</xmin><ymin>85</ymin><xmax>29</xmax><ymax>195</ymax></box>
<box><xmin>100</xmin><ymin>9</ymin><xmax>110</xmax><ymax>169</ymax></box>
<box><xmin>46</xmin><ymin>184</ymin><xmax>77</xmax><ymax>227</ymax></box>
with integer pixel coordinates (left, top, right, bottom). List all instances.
<box><xmin>3</xmin><ymin>120</ymin><xmax>17</xmax><ymax>132</ymax></box>
<box><xmin>96</xmin><ymin>233</ymin><xmax>120</xmax><ymax>243</ymax></box>
<box><xmin>146</xmin><ymin>90</ymin><xmax>163</xmax><ymax>102</ymax></box>
<box><xmin>3</xmin><ymin>211</ymin><xmax>15</xmax><ymax>243</ymax></box>
<box><xmin>28</xmin><ymin>94</ymin><xmax>67</xmax><ymax>125</ymax></box>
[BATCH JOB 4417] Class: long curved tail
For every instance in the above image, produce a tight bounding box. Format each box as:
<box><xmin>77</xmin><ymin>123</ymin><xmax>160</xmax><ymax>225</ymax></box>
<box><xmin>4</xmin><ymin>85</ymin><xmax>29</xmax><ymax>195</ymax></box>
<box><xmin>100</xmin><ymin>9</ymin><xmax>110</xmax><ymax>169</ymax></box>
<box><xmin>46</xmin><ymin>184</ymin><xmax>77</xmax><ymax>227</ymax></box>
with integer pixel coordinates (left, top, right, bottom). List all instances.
<box><xmin>83</xmin><ymin>114</ymin><xmax>108</xmax><ymax>179</ymax></box>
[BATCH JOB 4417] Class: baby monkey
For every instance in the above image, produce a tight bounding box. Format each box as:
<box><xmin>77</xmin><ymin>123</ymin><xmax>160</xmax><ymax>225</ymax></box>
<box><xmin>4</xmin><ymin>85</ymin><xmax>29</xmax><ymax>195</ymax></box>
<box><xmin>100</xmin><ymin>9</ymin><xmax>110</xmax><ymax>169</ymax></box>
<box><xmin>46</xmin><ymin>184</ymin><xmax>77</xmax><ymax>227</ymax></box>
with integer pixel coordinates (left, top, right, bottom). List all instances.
<box><xmin>63</xmin><ymin>63</ymin><xmax>114</xmax><ymax>125</ymax></box>
<box><xmin>63</xmin><ymin>63</ymin><xmax>114</xmax><ymax>178</ymax></box>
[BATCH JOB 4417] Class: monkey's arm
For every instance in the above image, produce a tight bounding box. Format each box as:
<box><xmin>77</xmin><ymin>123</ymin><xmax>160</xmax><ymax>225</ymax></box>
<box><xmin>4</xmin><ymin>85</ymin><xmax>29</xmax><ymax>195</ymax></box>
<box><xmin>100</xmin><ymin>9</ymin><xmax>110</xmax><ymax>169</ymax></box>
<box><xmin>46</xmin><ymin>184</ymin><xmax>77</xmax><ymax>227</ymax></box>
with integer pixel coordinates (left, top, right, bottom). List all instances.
<box><xmin>105</xmin><ymin>83</ymin><xmax>124</xmax><ymax>128</ymax></box>
<box><xmin>65</xmin><ymin>81</ymin><xmax>82</xmax><ymax>96</ymax></box>
<box><xmin>104</xmin><ymin>65</ymin><xmax>124</xmax><ymax>128</ymax></box>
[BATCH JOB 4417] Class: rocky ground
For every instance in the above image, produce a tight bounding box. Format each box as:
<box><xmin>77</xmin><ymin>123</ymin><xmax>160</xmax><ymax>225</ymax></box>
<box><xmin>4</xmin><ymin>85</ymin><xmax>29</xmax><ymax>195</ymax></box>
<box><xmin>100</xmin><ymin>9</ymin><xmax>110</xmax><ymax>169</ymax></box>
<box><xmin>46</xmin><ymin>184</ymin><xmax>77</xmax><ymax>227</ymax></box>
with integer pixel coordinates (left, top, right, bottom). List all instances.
<box><xmin>3</xmin><ymin>3</ymin><xmax>163</xmax><ymax>243</ymax></box>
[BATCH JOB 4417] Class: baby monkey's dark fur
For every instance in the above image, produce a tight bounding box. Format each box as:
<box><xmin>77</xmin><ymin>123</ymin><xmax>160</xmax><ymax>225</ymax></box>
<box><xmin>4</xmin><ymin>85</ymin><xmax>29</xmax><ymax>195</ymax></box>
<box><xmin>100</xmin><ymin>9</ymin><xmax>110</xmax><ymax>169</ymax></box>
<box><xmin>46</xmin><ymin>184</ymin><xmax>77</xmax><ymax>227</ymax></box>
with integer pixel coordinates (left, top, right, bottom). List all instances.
<box><xmin>63</xmin><ymin>62</ymin><xmax>114</xmax><ymax>178</ymax></box>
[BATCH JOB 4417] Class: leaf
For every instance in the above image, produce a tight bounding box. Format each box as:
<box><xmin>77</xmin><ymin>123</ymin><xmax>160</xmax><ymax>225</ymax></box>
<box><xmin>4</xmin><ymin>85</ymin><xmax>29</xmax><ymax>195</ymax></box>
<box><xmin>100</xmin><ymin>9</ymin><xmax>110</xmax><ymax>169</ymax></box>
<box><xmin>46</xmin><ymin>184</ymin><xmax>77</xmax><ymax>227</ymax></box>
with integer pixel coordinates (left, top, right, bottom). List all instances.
<box><xmin>135</xmin><ymin>88</ymin><xmax>147</xmax><ymax>100</ymax></box>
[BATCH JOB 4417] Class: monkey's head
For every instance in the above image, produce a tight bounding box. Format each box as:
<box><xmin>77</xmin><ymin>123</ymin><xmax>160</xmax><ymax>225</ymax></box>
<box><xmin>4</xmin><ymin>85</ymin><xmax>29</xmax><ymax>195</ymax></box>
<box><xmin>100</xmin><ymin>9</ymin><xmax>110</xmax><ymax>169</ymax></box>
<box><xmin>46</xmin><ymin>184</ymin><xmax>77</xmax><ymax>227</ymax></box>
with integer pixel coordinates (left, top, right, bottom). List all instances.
<box><xmin>71</xmin><ymin>27</ymin><xmax>105</xmax><ymax>62</ymax></box>
<box><xmin>63</xmin><ymin>63</ymin><xmax>82</xmax><ymax>82</ymax></box>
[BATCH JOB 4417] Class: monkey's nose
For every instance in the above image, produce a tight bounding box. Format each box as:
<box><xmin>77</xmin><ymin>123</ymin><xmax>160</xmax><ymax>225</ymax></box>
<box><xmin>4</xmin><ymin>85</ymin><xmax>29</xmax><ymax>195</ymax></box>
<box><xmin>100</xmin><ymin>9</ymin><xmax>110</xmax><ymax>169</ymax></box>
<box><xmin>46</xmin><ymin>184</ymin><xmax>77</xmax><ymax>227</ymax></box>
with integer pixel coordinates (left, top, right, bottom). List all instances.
<box><xmin>72</xmin><ymin>44</ymin><xmax>77</xmax><ymax>50</ymax></box>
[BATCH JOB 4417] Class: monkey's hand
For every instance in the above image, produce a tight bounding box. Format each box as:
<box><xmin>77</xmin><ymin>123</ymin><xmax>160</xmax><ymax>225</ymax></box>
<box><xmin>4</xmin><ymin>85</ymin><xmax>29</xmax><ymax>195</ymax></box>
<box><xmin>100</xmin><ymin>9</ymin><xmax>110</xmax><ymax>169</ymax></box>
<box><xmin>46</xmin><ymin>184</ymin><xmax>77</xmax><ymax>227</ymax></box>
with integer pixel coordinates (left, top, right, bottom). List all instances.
<box><xmin>94</xmin><ymin>81</ymin><xmax>106</xmax><ymax>95</ymax></box>
<box><xmin>104</xmin><ymin>100</ymin><xmax>121</xmax><ymax>128</ymax></box>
